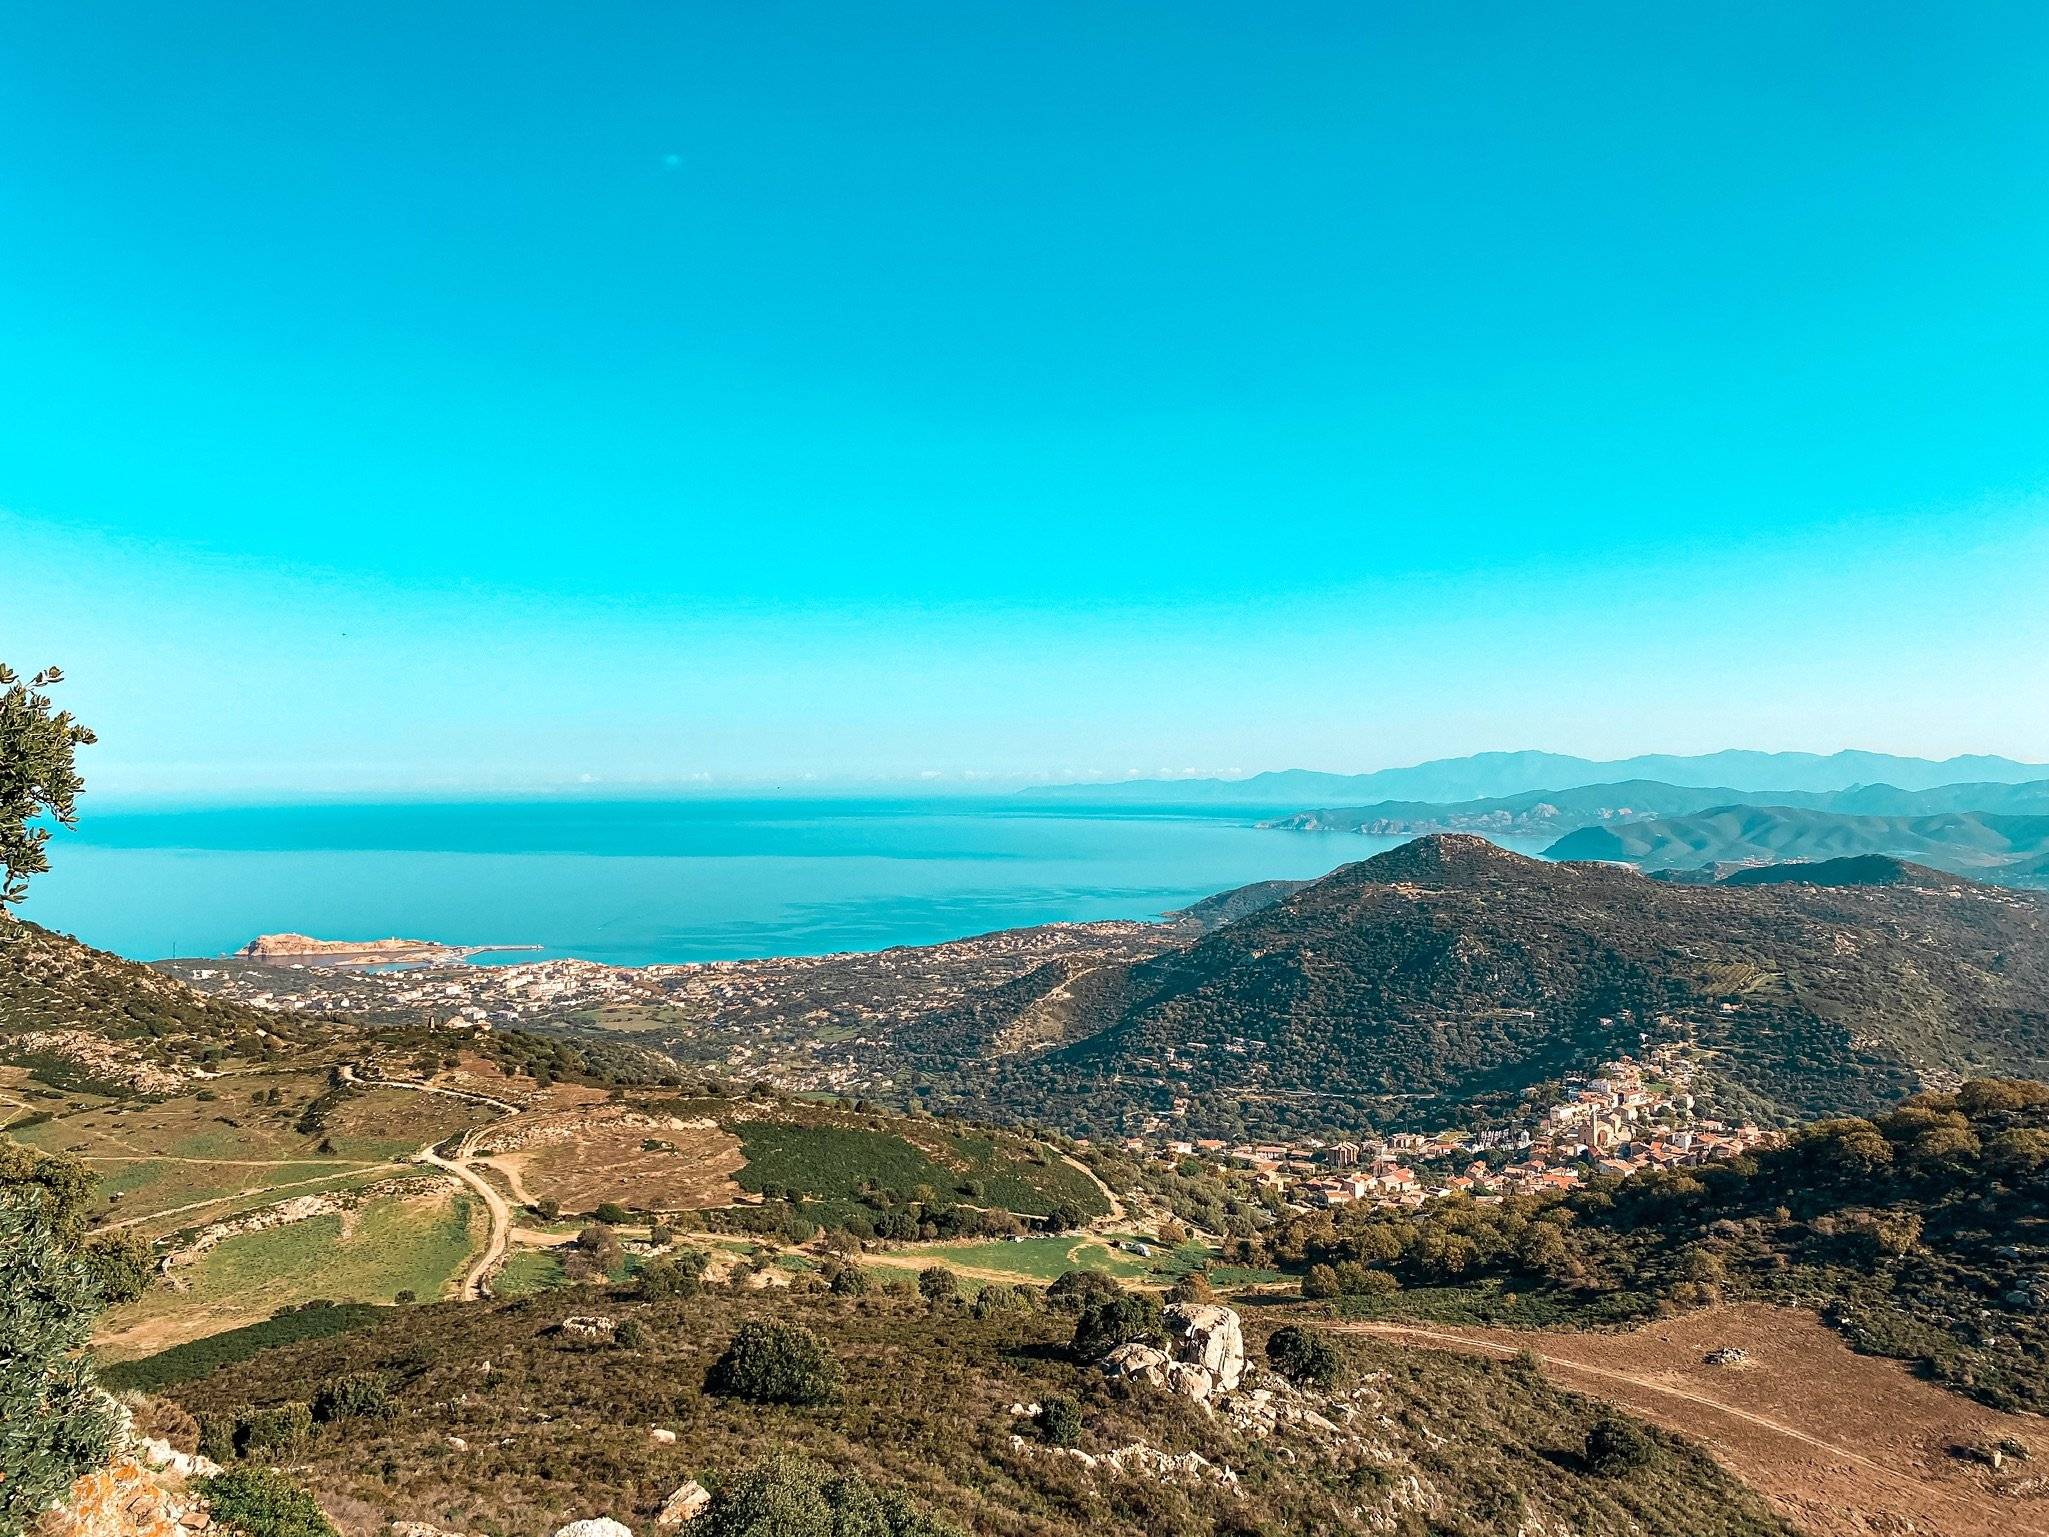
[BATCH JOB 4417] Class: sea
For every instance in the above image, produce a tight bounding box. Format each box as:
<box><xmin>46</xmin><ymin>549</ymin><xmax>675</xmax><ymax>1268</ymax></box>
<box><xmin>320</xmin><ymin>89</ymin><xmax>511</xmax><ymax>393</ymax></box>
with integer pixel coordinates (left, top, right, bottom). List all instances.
<box><xmin>19</xmin><ymin>797</ymin><xmax>1548</xmax><ymax>968</ymax></box>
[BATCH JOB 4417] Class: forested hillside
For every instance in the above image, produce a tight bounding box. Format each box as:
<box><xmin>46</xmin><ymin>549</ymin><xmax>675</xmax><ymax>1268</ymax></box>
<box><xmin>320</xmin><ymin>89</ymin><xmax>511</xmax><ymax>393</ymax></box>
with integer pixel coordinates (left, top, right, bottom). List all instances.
<box><xmin>912</xmin><ymin>837</ymin><xmax>2049</xmax><ymax>1138</ymax></box>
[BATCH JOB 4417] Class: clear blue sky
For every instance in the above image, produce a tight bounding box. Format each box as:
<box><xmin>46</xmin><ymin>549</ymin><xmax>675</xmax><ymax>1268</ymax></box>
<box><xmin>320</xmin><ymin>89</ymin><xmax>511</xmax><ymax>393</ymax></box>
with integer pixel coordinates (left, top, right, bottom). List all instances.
<box><xmin>4</xmin><ymin>2</ymin><xmax>2047</xmax><ymax>797</ymax></box>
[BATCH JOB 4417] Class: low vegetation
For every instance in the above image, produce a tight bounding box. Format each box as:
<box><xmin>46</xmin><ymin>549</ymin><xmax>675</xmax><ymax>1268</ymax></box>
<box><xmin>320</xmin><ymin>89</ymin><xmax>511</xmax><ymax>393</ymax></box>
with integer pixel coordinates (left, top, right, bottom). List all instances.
<box><xmin>1245</xmin><ymin>1079</ymin><xmax>2049</xmax><ymax>1411</ymax></box>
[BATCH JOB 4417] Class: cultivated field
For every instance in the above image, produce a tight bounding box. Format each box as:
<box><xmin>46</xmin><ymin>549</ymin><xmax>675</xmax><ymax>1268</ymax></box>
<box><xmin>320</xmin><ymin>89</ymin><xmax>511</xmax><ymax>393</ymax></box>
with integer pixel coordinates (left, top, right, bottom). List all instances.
<box><xmin>95</xmin><ymin>1185</ymin><xmax>485</xmax><ymax>1360</ymax></box>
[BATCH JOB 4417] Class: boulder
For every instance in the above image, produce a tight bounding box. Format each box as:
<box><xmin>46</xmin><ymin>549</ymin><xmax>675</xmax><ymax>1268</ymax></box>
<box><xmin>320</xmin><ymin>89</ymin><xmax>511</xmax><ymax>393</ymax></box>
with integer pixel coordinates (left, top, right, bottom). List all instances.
<box><xmin>1164</xmin><ymin>1304</ymin><xmax>1245</xmax><ymax>1393</ymax></box>
<box><xmin>648</xmin><ymin>1428</ymin><xmax>677</xmax><ymax>1445</ymax></box>
<box><xmin>554</xmin><ymin>1522</ymin><xmax>632</xmax><ymax>1537</ymax></box>
<box><xmin>652</xmin><ymin>1482</ymin><xmax>710</xmax><ymax>1529</ymax></box>
<box><xmin>1100</xmin><ymin>1343</ymin><xmax>1173</xmax><ymax>1389</ymax></box>
<box><xmin>560</xmin><ymin>1316</ymin><xmax>617</xmax><ymax>1341</ymax></box>
<box><xmin>1164</xmin><ymin>1363</ymin><xmax>1214</xmax><ymax>1402</ymax></box>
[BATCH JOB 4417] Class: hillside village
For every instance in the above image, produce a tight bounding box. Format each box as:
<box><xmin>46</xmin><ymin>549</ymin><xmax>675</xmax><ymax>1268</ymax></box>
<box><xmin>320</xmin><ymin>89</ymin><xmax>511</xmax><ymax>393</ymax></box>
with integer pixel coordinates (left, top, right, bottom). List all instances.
<box><xmin>1117</xmin><ymin>1041</ymin><xmax>1772</xmax><ymax>1214</ymax></box>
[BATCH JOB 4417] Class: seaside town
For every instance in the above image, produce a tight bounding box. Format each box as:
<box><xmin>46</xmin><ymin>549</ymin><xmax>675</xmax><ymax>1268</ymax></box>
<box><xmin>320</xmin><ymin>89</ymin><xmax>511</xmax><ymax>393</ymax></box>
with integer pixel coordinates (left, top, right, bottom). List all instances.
<box><xmin>1115</xmin><ymin>1039</ymin><xmax>1773</xmax><ymax>1213</ymax></box>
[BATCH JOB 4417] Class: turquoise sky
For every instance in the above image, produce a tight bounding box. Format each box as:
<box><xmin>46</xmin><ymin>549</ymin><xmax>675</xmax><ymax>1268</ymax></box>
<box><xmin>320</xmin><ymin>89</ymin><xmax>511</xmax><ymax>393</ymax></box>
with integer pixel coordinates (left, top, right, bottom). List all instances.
<box><xmin>4</xmin><ymin>3</ymin><xmax>2047</xmax><ymax>797</ymax></box>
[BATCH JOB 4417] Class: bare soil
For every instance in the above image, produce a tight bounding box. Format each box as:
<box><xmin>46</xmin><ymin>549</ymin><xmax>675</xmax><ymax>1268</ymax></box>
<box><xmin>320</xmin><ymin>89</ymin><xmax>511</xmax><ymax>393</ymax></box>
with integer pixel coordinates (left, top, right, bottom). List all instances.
<box><xmin>1337</xmin><ymin>1303</ymin><xmax>2049</xmax><ymax>1536</ymax></box>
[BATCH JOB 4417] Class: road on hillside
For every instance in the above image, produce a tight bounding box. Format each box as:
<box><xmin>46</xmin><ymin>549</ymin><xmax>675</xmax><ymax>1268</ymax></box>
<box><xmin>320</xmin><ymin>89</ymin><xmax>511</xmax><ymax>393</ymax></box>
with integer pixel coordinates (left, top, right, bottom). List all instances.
<box><xmin>343</xmin><ymin>1066</ymin><xmax>521</xmax><ymax>1298</ymax></box>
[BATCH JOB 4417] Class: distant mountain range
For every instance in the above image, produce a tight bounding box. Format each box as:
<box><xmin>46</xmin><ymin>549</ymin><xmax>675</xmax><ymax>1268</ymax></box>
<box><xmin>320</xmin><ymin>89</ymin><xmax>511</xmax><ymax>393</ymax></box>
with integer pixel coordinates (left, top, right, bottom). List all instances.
<box><xmin>1262</xmin><ymin>777</ymin><xmax>2049</xmax><ymax>839</ymax></box>
<box><xmin>1034</xmin><ymin>750</ymin><xmax>2049</xmax><ymax>806</ymax></box>
<box><xmin>914</xmin><ymin>835</ymin><xmax>2049</xmax><ymax>1138</ymax></box>
<box><xmin>1547</xmin><ymin>806</ymin><xmax>2049</xmax><ymax>883</ymax></box>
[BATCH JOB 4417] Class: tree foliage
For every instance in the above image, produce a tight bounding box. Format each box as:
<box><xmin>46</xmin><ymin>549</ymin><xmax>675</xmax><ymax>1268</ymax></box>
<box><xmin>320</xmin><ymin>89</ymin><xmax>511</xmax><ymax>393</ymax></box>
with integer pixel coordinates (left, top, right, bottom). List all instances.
<box><xmin>701</xmin><ymin>1449</ymin><xmax>965</xmax><ymax>1537</ymax></box>
<box><xmin>0</xmin><ymin>1141</ymin><xmax>121</xmax><ymax>1531</ymax></box>
<box><xmin>706</xmin><ymin>1321</ymin><xmax>842</xmax><ymax>1406</ymax></box>
<box><xmin>0</xmin><ymin>664</ymin><xmax>95</xmax><ymax>906</ymax></box>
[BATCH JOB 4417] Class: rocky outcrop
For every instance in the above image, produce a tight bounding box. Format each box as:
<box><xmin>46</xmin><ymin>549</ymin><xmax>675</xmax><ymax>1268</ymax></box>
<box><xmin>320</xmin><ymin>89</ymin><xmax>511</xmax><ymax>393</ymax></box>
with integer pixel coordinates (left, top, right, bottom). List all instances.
<box><xmin>559</xmin><ymin>1316</ymin><xmax>616</xmax><ymax>1341</ymax></box>
<box><xmin>1099</xmin><ymin>1304</ymin><xmax>1245</xmax><ymax>1405</ymax></box>
<box><xmin>1165</xmin><ymin>1303</ymin><xmax>1245</xmax><ymax>1392</ymax></box>
<box><xmin>38</xmin><ymin>1461</ymin><xmax>211</xmax><ymax>1537</ymax></box>
<box><xmin>651</xmin><ymin>1482</ymin><xmax>710</xmax><ymax>1529</ymax></box>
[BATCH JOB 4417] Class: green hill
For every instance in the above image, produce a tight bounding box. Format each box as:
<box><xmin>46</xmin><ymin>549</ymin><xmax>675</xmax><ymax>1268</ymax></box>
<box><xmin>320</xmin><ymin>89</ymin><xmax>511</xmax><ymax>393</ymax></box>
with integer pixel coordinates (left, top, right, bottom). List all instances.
<box><xmin>913</xmin><ymin>836</ymin><xmax>2049</xmax><ymax>1139</ymax></box>
<box><xmin>1264</xmin><ymin>777</ymin><xmax>2049</xmax><ymax>837</ymax></box>
<box><xmin>1546</xmin><ymin>807</ymin><xmax>2049</xmax><ymax>883</ymax></box>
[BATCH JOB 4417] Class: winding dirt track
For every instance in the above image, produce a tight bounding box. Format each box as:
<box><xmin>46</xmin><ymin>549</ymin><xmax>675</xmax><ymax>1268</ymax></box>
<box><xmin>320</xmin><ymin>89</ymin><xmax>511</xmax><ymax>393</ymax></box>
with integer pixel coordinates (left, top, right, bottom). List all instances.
<box><xmin>1335</xmin><ymin>1308</ymin><xmax>2049</xmax><ymax>1537</ymax></box>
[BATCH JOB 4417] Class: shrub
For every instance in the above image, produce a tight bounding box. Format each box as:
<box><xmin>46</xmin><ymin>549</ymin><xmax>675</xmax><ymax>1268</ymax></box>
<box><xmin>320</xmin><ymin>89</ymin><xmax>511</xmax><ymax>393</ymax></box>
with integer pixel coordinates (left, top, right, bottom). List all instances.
<box><xmin>194</xmin><ymin>1468</ymin><xmax>338</xmax><ymax>1537</ymax></box>
<box><xmin>701</xmin><ymin>1450</ymin><xmax>963</xmax><ymax>1537</ymax></box>
<box><xmin>1038</xmin><ymin>1394</ymin><xmax>1082</xmax><ymax>1448</ymax></box>
<box><xmin>706</xmin><ymin>1321</ymin><xmax>842</xmax><ymax>1406</ymax></box>
<box><xmin>594</xmin><ymin>1202</ymin><xmax>631</xmax><ymax>1225</ymax></box>
<box><xmin>826</xmin><ymin>1262</ymin><xmax>871</xmax><ymax>1297</ymax></box>
<box><xmin>917</xmin><ymin>1266</ymin><xmax>958</xmax><ymax>1305</ymax></box>
<box><xmin>235</xmin><ymin>1402</ymin><xmax>312</xmax><ymax>1460</ymax></box>
<box><xmin>971</xmin><ymin>1283</ymin><xmax>1022</xmax><ymax>1318</ymax></box>
<box><xmin>616</xmin><ymin>1318</ymin><xmax>652</xmax><ymax>1350</ymax></box>
<box><xmin>1046</xmin><ymin>1269</ymin><xmax>1119</xmax><ymax>1312</ymax></box>
<box><xmin>1300</xmin><ymin>1263</ymin><xmax>1341</xmax><ymax>1300</ymax></box>
<box><xmin>1071</xmin><ymin>1294</ymin><xmax>1163</xmax><ymax>1362</ymax></box>
<box><xmin>1266</xmin><ymin>1325</ymin><xmax>1345</xmax><ymax>1388</ymax></box>
<box><xmin>534</xmin><ymin>1197</ymin><xmax>561</xmax><ymax>1221</ymax></box>
<box><xmin>1584</xmin><ymin>1413</ymin><xmax>1660</xmax><ymax>1475</ymax></box>
<box><xmin>1165</xmin><ymin>1271</ymin><xmax>1213</xmax><ymax>1305</ymax></box>
<box><xmin>636</xmin><ymin>1249</ymin><xmax>709</xmax><ymax>1300</ymax></box>
<box><xmin>310</xmin><ymin>1371</ymin><xmax>391</xmax><ymax>1425</ymax></box>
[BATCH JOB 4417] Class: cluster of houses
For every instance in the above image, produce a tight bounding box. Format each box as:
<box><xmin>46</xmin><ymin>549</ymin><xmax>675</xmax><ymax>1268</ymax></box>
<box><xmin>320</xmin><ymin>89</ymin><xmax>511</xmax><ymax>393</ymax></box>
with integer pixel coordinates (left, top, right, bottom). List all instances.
<box><xmin>1120</xmin><ymin>1043</ymin><xmax>1772</xmax><ymax>1211</ymax></box>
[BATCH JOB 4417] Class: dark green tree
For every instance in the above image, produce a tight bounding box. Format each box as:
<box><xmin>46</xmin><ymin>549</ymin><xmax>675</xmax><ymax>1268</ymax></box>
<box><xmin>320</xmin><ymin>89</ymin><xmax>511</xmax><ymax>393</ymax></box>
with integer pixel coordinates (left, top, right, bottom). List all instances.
<box><xmin>702</xmin><ymin>1450</ymin><xmax>963</xmax><ymax>1537</ymax></box>
<box><xmin>1</xmin><ymin>1142</ymin><xmax>121</xmax><ymax>1531</ymax></box>
<box><xmin>1</xmin><ymin>664</ymin><xmax>95</xmax><ymax>905</ymax></box>
<box><xmin>1070</xmin><ymin>1292</ymin><xmax>1164</xmax><ymax>1361</ymax></box>
<box><xmin>705</xmin><ymin>1321</ymin><xmax>842</xmax><ymax>1406</ymax></box>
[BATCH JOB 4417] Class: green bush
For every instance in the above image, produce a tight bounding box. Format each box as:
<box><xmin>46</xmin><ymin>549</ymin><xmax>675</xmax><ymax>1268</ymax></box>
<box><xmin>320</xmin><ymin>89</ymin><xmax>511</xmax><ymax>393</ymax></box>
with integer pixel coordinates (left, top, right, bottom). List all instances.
<box><xmin>310</xmin><ymin>1371</ymin><xmax>391</xmax><ymax>1425</ymax></box>
<box><xmin>195</xmin><ymin>1468</ymin><xmax>339</xmax><ymax>1537</ymax></box>
<box><xmin>1265</xmin><ymin>1325</ymin><xmax>1346</xmax><ymax>1388</ymax></box>
<box><xmin>701</xmin><ymin>1449</ymin><xmax>963</xmax><ymax>1537</ymax></box>
<box><xmin>636</xmin><ymin>1249</ymin><xmax>708</xmax><ymax>1300</ymax></box>
<box><xmin>1585</xmin><ymin>1413</ymin><xmax>1660</xmax><ymax>1476</ymax></box>
<box><xmin>917</xmin><ymin>1266</ymin><xmax>958</xmax><ymax>1305</ymax></box>
<box><xmin>1038</xmin><ymin>1394</ymin><xmax>1082</xmax><ymax>1448</ymax></box>
<box><xmin>706</xmin><ymin>1321</ymin><xmax>842</xmax><ymax>1406</ymax></box>
<box><xmin>1071</xmin><ymin>1294</ymin><xmax>1163</xmax><ymax>1362</ymax></box>
<box><xmin>236</xmin><ymin>1402</ymin><xmax>313</xmax><ymax>1460</ymax></box>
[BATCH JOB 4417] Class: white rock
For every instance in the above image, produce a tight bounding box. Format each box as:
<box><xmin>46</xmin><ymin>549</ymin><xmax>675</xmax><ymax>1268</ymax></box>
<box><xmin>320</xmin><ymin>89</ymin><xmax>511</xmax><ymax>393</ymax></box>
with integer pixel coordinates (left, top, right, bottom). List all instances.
<box><xmin>648</xmin><ymin>1428</ymin><xmax>677</xmax><ymax>1445</ymax></box>
<box><xmin>555</xmin><ymin>1521</ymin><xmax>632</xmax><ymax>1537</ymax></box>
<box><xmin>652</xmin><ymin>1481</ymin><xmax>710</xmax><ymax>1529</ymax></box>
<box><xmin>1165</xmin><ymin>1303</ymin><xmax>1245</xmax><ymax>1393</ymax></box>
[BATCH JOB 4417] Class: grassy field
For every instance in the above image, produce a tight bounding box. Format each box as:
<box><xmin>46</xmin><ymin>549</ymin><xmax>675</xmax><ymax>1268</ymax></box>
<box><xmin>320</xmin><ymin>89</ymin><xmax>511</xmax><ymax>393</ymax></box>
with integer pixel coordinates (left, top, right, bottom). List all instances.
<box><xmin>11</xmin><ymin>1074</ymin><xmax>488</xmax><ymax>1231</ymax></box>
<box><xmin>94</xmin><ymin>1186</ymin><xmax>485</xmax><ymax>1360</ymax></box>
<box><xmin>494</xmin><ymin>1247</ymin><xmax>568</xmax><ymax>1297</ymax></box>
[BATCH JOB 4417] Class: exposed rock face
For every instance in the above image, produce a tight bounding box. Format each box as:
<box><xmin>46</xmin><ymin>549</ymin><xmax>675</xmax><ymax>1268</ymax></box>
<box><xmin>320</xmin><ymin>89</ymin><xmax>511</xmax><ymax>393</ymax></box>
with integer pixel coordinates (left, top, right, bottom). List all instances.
<box><xmin>1166</xmin><ymin>1303</ymin><xmax>1246</xmax><ymax>1392</ymax></box>
<box><xmin>560</xmin><ymin>1315</ymin><xmax>617</xmax><ymax>1341</ymax></box>
<box><xmin>553</xmin><ymin>1521</ymin><xmax>632</xmax><ymax>1537</ymax></box>
<box><xmin>1101</xmin><ymin>1342</ymin><xmax>1173</xmax><ymax>1390</ymax></box>
<box><xmin>652</xmin><ymin>1482</ymin><xmax>710</xmax><ymax>1529</ymax></box>
<box><xmin>38</xmin><ymin>1461</ymin><xmax>211</xmax><ymax>1537</ymax></box>
<box><xmin>1099</xmin><ymin>1305</ymin><xmax>1247</xmax><ymax>1405</ymax></box>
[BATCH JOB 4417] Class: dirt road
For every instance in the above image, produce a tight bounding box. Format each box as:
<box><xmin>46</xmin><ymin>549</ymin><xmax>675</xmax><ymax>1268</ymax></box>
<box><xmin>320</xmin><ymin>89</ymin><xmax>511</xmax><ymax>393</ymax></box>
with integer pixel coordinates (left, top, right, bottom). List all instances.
<box><xmin>1336</xmin><ymin>1307</ymin><xmax>2048</xmax><ymax>1537</ymax></box>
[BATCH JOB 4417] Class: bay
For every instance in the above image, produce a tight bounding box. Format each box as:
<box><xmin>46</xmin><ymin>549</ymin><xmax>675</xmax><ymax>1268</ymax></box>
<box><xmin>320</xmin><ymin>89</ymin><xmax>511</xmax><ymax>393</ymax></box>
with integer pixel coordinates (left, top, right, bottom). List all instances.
<box><xmin>20</xmin><ymin>798</ymin><xmax>1547</xmax><ymax>966</ymax></box>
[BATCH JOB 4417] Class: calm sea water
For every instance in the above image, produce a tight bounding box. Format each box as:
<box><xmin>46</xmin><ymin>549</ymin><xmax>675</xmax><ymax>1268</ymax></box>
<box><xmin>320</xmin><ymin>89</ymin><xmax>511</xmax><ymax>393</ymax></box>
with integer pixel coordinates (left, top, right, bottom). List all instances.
<box><xmin>21</xmin><ymin>798</ymin><xmax>1545</xmax><ymax>967</ymax></box>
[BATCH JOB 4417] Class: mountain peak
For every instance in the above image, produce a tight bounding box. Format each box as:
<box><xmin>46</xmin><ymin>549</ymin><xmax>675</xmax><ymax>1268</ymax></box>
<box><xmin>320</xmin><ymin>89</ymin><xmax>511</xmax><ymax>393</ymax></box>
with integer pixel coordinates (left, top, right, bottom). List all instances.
<box><xmin>1352</xmin><ymin>832</ymin><xmax>1539</xmax><ymax>882</ymax></box>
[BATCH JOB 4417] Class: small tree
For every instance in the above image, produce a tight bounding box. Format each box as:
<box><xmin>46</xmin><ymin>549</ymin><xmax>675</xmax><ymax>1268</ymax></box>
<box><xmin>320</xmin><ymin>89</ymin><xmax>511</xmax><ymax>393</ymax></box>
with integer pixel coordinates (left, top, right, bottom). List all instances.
<box><xmin>701</xmin><ymin>1451</ymin><xmax>962</xmax><ymax>1537</ymax></box>
<box><xmin>1038</xmin><ymin>1394</ymin><xmax>1083</xmax><ymax>1448</ymax></box>
<box><xmin>1071</xmin><ymin>1293</ymin><xmax>1164</xmax><ymax>1362</ymax></box>
<box><xmin>0</xmin><ymin>664</ymin><xmax>96</xmax><ymax>906</ymax></box>
<box><xmin>705</xmin><ymin>1321</ymin><xmax>842</xmax><ymax>1406</ymax></box>
<box><xmin>1585</xmin><ymin>1413</ymin><xmax>1660</xmax><ymax>1476</ymax></box>
<box><xmin>917</xmin><ymin>1266</ymin><xmax>958</xmax><ymax>1306</ymax></box>
<box><xmin>0</xmin><ymin>1143</ymin><xmax>119</xmax><ymax>1531</ymax></box>
<box><xmin>310</xmin><ymin>1372</ymin><xmax>392</xmax><ymax>1425</ymax></box>
<box><xmin>1265</xmin><ymin>1325</ymin><xmax>1346</xmax><ymax>1388</ymax></box>
<box><xmin>636</xmin><ymin>1248</ymin><xmax>709</xmax><ymax>1300</ymax></box>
